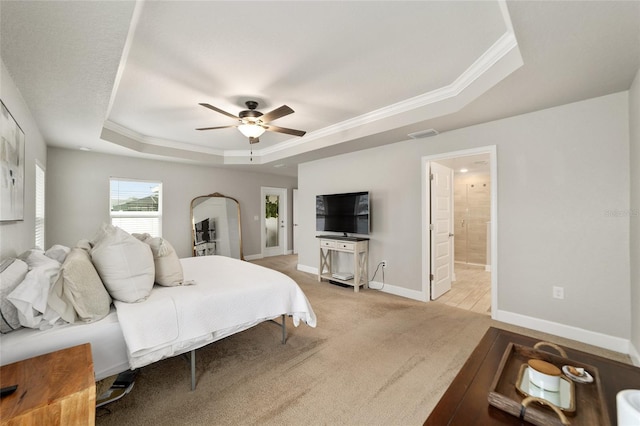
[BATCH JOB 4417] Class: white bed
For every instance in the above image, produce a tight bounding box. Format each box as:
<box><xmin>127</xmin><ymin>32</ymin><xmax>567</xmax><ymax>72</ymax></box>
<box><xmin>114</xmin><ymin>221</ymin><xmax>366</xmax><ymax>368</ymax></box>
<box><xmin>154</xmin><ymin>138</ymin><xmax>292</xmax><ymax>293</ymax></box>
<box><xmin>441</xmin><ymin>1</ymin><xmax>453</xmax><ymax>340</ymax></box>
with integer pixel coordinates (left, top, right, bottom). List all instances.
<box><xmin>0</xmin><ymin>307</ymin><xmax>128</xmax><ymax>380</ymax></box>
<box><xmin>0</xmin><ymin>255</ymin><xmax>316</xmax><ymax>386</ymax></box>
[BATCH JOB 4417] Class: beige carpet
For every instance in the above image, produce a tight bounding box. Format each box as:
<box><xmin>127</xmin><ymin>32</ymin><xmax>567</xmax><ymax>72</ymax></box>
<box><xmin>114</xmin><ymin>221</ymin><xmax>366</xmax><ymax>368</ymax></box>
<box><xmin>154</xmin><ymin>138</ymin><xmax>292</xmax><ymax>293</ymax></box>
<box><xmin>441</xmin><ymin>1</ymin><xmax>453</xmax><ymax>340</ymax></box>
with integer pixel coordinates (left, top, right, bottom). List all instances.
<box><xmin>96</xmin><ymin>255</ymin><xmax>630</xmax><ymax>425</ymax></box>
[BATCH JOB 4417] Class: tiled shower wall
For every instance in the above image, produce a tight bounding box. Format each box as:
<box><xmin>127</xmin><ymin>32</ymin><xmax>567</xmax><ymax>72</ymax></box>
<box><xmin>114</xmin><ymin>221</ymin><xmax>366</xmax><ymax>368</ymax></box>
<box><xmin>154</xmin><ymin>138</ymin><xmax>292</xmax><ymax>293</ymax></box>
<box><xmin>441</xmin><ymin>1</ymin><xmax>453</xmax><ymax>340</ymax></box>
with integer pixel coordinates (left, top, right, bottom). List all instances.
<box><xmin>454</xmin><ymin>173</ymin><xmax>491</xmax><ymax>265</ymax></box>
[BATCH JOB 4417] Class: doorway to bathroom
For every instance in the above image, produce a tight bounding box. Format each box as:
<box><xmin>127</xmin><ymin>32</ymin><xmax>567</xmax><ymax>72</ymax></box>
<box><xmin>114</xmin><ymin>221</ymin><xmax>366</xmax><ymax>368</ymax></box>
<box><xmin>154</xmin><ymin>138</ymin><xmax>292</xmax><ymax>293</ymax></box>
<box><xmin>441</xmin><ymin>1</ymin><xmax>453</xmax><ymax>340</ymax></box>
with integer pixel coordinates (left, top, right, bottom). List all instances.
<box><xmin>449</xmin><ymin>160</ymin><xmax>492</xmax><ymax>315</ymax></box>
<box><xmin>423</xmin><ymin>146</ymin><xmax>496</xmax><ymax>317</ymax></box>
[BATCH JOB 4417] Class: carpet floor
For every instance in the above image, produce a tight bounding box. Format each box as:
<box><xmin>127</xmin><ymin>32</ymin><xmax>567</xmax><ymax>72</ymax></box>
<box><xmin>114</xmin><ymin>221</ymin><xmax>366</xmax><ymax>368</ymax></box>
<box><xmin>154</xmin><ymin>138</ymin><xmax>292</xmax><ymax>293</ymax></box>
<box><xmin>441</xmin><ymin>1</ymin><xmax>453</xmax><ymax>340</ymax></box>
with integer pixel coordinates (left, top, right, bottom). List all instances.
<box><xmin>95</xmin><ymin>255</ymin><xmax>630</xmax><ymax>425</ymax></box>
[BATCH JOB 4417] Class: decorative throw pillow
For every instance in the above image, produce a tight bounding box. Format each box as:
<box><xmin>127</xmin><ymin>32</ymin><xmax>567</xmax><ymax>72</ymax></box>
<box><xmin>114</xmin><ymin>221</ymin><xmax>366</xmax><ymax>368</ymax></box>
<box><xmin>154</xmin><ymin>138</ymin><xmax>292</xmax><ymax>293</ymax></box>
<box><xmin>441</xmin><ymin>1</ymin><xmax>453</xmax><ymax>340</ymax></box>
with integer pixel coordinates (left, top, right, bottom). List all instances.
<box><xmin>0</xmin><ymin>259</ymin><xmax>29</xmax><ymax>333</ymax></box>
<box><xmin>48</xmin><ymin>248</ymin><xmax>112</xmax><ymax>323</ymax></box>
<box><xmin>133</xmin><ymin>234</ymin><xmax>184</xmax><ymax>286</ymax></box>
<box><xmin>91</xmin><ymin>224</ymin><xmax>155</xmax><ymax>303</ymax></box>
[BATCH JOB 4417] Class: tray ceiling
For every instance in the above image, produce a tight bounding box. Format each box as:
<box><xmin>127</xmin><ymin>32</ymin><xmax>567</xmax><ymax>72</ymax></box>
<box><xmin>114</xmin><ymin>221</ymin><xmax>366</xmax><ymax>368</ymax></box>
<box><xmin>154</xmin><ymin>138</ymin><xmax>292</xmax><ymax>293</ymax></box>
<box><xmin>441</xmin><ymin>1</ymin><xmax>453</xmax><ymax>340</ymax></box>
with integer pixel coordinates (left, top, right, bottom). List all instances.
<box><xmin>1</xmin><ymin>1</ymin><xmax>639</xmax><ymax>176</ymax></box>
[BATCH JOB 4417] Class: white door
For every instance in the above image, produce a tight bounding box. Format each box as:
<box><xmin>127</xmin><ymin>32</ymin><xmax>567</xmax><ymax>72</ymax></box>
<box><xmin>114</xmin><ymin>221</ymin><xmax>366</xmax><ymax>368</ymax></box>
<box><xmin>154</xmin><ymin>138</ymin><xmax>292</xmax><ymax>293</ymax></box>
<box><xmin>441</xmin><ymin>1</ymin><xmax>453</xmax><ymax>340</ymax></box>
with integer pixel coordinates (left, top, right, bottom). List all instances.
<box><xmin>293</xmin><ymin>189</ymin><xmax>299</xmax><ymax>254</ymax></box>
<box><xmin>261</xmin><ymin>187</ymin><xmax>287</xmax><ymax>257</ymax></box>
<box><xmin>430</xmin><ymin>162</ymin><xmax>454</xmax><ymax>299</ymax></box>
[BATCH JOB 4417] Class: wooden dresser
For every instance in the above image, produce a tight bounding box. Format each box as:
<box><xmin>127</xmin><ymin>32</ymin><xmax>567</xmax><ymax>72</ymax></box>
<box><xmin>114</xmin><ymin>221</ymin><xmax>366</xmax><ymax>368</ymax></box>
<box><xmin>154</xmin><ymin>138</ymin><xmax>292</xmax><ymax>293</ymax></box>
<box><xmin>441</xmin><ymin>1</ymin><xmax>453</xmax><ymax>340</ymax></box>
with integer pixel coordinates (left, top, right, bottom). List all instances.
<box><xmin>0</xmin><ymin>343</ymin><xmax>96</xmax><ymax>425</ymax></box>
<box><xmin>425</xmin><ymin>327</ymin><xmax>640</xmax><ymax>425</ymax></box>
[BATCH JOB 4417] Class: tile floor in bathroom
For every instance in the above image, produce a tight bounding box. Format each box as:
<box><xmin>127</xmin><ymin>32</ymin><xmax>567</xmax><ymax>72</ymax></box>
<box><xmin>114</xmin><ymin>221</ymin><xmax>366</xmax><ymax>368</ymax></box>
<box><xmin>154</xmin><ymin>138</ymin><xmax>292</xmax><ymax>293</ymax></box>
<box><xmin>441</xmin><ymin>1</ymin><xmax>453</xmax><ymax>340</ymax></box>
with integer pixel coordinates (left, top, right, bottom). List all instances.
<box><xmin>434</xmin><ymin>263</ymin><xmax>491</xmax><ymax>315</ymax></box>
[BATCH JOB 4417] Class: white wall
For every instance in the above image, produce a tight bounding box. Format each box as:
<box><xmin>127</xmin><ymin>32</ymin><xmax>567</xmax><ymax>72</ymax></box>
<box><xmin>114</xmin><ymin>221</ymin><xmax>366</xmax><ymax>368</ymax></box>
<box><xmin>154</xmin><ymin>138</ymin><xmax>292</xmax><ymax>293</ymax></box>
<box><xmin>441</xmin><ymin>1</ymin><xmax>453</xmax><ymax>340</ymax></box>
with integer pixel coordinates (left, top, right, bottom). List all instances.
<box><xmin>299</xmin><ymin>91</ymin><xmax>631</xmax><ymax>346</ymax></box>
<box><xmin>0</xmin><ymin>59</ymin><xmax>47</xmax><ymax>259</ymax></box>
<box><xmin>629</xmin><ymin>67</ymin><xmax>640</xmax><ymax>363</ymax></box>
<box><xmin>46</xmin><ymin>148</ymin><xmax>297</xmax><ymax>258</ymax></box>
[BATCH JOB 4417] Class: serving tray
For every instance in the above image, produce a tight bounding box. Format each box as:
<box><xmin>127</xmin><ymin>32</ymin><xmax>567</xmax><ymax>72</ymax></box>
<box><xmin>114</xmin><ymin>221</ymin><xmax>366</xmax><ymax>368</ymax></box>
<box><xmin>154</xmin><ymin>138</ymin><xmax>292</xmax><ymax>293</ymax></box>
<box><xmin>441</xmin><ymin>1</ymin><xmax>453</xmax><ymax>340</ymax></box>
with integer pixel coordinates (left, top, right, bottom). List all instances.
<box><xmin>488</xmin><ymin>341</ymin><xmax>610</xmax><ymax>425</ymax></box>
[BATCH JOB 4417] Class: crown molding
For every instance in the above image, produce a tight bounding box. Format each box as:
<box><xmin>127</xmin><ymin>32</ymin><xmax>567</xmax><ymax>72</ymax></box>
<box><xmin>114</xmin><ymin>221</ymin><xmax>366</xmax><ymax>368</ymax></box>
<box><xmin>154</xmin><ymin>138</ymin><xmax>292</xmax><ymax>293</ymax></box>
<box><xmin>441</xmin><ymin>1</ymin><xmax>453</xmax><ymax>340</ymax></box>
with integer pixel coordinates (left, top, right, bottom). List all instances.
<box><xmin>101</xmin><ymin>14</ymin><xmax>520</xmax><ymax>164</ymax></box>
<box><xmin>243</xmin><ymin>30</ymin><xmax>519</xmax><ymax>159</ymax></box>
<box><xmin>102</xmin><ymin>120</ymin><xmax>225</xmax><ymax>156</ymax></box>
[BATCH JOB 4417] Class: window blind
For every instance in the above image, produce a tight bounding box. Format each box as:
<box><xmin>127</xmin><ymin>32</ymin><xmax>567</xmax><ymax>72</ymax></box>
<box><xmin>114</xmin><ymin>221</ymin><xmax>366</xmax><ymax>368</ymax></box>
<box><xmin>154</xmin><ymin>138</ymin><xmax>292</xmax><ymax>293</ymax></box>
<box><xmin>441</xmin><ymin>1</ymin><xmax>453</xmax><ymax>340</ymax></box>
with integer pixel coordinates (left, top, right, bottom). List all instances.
<box><xmin>35</xmin><ymin>163</ymin><xmax>45</xmax><ymax>250</ymax></box>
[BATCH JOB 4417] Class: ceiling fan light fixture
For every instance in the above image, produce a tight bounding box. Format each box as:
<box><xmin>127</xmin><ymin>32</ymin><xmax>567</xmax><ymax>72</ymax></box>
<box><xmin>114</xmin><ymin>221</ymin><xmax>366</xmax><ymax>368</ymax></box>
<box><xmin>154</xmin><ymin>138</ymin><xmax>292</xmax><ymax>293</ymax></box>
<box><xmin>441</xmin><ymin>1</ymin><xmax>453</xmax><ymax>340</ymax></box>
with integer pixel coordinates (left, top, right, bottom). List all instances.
<box><xmin>238</xmin><ymin>123</ymin><xmax>266</xmax><ymax>138</ymax></box>
<box><xmin>198</xmin><ymin>100</ymin><xmax>305</xmax><ymax>143</ymax></box>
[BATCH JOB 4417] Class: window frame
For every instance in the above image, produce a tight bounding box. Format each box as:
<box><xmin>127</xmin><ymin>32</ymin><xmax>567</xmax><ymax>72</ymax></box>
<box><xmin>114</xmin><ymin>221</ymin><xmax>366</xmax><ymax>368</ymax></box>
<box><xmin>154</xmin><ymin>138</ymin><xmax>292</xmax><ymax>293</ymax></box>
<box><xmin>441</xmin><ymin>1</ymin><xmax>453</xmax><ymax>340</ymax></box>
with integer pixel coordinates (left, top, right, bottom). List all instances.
<box><xmin>109</xmin><ymin>177</ymin><xmax>163</xmax><ymax>237</ymax></box>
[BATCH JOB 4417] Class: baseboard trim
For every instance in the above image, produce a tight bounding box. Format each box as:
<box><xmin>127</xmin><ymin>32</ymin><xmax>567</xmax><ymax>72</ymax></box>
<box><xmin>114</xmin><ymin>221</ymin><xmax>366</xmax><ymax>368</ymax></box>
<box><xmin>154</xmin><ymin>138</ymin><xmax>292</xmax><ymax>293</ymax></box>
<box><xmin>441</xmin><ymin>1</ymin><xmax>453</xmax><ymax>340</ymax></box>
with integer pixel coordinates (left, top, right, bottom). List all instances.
<box><xmin>495</xmin><ymin>309</ymin><xmax>630</xmax><ymax>354</ymax></box>
<box><xmin>296</xmin><ymin>265</ymin><xmax>427</xmax><ymax>302</ymax></box>
<box><xmin>369</xmin><ymin>281</ymin><xmax>427</xmax><ymax>302</ymax></box>
<box><xmin>244</xmin><ymin>253</ymin><xmax>263</xmax><ymax>261</ymax></box>
<box><xmin>297</xmin><ymin>264</ymin><xmax>317</xmax><ymax>275</ymax></box>
<box><xmin>630</xmin><ymin>341</ymin><xmax>640</xmax><ymax>366</ymax></box>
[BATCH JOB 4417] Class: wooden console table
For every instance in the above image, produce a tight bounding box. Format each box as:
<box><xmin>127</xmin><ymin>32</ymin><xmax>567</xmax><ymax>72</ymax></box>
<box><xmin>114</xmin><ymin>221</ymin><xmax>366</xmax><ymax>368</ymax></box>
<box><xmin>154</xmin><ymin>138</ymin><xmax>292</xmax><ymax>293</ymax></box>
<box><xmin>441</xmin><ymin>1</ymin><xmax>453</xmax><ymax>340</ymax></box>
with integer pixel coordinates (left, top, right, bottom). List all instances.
<box><xmin>317</xmin><ymin>236</ymin><xmax>369</xmax><ymax>292</ymax></box>
<box><xmin>425</xmin><ymin>327</ymin><xmax>640</xmax><ymax>425</ymax></box>
<box><xmin>0</xmin><ymin>343</ymin><xmax>96</xmax><ymax>425</ymax></box>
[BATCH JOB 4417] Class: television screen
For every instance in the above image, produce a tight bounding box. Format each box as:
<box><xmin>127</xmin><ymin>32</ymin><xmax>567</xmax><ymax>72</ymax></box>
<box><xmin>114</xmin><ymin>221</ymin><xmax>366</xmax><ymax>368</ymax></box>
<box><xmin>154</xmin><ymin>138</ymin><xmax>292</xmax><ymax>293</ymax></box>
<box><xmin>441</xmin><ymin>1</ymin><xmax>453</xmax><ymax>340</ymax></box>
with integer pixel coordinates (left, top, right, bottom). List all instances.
<box><xmin>316</xmin><ymin>192</ymin><xmax>369</xmax><ymax>235</ymax></box>
<box><xmin>194</xmin><ymin>218</ymin><xmax>210</xmax><ymax>243</ymax></box>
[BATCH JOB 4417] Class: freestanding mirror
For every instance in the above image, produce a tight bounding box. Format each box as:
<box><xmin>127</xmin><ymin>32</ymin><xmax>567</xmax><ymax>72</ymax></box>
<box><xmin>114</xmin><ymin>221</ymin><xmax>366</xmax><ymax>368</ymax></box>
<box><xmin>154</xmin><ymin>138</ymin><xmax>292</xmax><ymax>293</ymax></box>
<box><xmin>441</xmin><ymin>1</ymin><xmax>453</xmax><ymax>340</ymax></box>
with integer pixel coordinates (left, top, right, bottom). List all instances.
<box><xmin>190</xmin><ymin>192</ymin><xmax>243</xmax><ymax>260</ymax></box>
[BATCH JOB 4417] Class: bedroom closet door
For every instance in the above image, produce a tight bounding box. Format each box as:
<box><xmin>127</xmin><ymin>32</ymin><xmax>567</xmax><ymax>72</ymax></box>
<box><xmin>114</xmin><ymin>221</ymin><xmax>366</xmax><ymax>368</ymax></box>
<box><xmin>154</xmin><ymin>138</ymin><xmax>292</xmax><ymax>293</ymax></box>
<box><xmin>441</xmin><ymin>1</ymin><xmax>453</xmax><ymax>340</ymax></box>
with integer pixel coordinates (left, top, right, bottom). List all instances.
<box><xmin>261</xmin><ymin>187</ymin><xmax>287</xmax><ymax>257</ymax></box>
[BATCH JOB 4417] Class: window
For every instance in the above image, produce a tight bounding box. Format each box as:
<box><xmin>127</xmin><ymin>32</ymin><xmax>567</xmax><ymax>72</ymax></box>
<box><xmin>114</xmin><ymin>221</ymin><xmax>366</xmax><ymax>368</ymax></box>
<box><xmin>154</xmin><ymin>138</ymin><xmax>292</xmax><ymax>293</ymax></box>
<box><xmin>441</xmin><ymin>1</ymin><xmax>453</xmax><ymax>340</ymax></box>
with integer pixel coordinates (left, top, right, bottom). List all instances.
<box><xmin>110</xmin><ymin>178</ymin><xmax>162</xmax><ymax>237</ymax></box>
<box><xmin>35</xmin><ymin>162</ymin><xmax>45</xmax><ymax>249</ymax></box>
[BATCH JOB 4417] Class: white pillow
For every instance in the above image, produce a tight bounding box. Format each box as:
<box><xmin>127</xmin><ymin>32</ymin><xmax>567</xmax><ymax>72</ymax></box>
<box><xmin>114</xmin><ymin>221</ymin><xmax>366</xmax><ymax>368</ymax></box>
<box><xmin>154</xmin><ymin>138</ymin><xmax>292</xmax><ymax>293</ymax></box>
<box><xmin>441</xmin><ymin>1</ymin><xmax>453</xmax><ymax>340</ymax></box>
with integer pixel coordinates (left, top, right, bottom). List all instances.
<box><xmin>133</xmin><ymin>234</ymin><xmax>184</xmax><ymax>286</ymax></box>
<box><xmin>0</xmin><ymin>259</ymin><xmax>29</xmax><ymax>333</ymax></box>
<box><xmin>75</xmin><ymin>239</ymin><xmax>92</xmax><ymax>251</ymax></box>
<box><xmin>20</xmin><ymin>249</ymin><xmax>61</xmax><ymax>270</ymax></box>
<box><xmin>45</xmin><ymin>244</ymin><xmax>71</xmax><ymax>263</ymax></box>
<box><xmin>91</xmin><ymin>224</ymin><xmax>155</xmax><ymax>303</ymax></box>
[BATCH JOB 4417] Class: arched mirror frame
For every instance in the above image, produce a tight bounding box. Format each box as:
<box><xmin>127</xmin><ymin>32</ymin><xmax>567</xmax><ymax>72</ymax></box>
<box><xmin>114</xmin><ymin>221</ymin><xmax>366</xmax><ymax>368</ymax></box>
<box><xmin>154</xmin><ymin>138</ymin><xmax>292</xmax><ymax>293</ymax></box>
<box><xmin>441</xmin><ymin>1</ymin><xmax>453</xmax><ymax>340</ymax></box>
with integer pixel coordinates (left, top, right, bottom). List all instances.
<box><xmin>190</xmin><ymin>192</ymin><xmax>244</xmax><ymax>260</ymax></box>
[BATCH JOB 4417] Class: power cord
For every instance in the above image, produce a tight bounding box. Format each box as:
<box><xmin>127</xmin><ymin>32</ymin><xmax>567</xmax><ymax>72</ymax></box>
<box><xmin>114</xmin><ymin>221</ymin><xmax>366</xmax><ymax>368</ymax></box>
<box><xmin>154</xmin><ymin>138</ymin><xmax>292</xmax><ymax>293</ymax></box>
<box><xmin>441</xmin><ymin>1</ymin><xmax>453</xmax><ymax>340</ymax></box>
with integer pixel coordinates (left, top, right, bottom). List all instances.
<box><xmin>368</xmin><ymin>261</ymin><xmax>385</xmax><ymax>290</ymax></box>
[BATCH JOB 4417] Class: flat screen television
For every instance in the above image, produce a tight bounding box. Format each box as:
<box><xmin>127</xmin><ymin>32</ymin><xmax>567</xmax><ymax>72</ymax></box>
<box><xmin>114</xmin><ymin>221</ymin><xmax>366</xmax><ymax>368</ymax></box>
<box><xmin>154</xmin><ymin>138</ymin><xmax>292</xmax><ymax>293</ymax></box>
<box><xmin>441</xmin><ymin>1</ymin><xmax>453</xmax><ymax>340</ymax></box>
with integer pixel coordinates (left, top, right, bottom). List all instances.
<box><xmin>316</xmin><ymin>191</ymin><xmax>370</xmax><ymax>235</ymax></box>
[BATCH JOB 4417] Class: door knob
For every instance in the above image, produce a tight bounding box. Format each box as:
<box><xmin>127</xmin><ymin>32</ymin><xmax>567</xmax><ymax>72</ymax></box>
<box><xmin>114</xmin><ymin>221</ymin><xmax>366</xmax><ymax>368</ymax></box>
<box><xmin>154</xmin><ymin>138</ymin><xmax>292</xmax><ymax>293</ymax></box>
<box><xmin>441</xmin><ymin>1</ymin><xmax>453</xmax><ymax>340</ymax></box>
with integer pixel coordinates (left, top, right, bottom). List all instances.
<box><xmin>449</xmin><ymin>233</ymin><xmax>455</xmax><ymax>237</ymax></box>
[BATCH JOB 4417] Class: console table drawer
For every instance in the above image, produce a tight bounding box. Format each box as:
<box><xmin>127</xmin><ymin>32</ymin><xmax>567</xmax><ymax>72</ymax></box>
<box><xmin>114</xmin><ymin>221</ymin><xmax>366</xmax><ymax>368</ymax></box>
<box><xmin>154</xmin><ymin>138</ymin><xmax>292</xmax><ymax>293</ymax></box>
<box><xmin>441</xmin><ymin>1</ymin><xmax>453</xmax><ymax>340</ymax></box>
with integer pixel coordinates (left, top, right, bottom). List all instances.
<box><xmin>320</xmin><ymin>239</ymin><xmax>336</xmax><ymax>249</ymax></box>
<box><xmin>337</xmin><ymin>242</ymin><xmax>355</xmax><ymax>251</ymax></box>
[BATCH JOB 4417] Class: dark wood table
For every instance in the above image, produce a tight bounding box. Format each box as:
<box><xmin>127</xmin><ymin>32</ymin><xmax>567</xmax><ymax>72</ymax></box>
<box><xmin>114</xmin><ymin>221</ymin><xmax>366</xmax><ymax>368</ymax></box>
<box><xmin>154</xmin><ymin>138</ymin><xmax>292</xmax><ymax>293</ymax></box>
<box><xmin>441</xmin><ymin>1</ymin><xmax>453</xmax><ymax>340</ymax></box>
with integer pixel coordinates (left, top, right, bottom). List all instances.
<box><xmin>425</xmin><ymin>327</ymin><xmax>640</xmax><ymax>425</ymax></box>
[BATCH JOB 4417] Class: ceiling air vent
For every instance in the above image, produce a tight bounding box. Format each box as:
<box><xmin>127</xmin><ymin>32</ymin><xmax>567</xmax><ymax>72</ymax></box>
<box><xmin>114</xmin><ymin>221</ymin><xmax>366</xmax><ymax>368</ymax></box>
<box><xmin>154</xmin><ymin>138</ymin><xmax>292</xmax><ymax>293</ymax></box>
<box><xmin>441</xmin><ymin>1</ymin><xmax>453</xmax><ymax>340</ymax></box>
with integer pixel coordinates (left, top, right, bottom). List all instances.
<box><xmin>408</xmin><ymin>129</ymin><xmax>439</xmax><ymax>139</ymax></box>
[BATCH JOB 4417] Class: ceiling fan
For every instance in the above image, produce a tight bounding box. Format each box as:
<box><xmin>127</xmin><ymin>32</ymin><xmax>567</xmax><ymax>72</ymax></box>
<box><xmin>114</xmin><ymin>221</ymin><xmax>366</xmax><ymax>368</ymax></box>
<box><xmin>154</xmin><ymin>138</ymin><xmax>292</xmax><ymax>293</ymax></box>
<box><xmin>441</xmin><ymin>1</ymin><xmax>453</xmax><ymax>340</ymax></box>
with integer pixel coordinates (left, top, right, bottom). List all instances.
<box><xmin>196</xmin><ymin>100</ymin><xmax>306</xmax><ymax>144</ymax></box>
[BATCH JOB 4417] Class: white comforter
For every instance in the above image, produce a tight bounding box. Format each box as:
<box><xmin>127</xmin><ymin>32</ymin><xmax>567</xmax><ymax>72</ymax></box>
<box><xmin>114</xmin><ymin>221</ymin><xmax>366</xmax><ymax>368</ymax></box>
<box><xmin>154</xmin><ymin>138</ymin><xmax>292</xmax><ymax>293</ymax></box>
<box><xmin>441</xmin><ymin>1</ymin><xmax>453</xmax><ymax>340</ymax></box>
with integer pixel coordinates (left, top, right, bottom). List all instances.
<box><xmin>114</xmin><ymin>256</ymin><xmax>316</xmax><ymax>369</ymax></box>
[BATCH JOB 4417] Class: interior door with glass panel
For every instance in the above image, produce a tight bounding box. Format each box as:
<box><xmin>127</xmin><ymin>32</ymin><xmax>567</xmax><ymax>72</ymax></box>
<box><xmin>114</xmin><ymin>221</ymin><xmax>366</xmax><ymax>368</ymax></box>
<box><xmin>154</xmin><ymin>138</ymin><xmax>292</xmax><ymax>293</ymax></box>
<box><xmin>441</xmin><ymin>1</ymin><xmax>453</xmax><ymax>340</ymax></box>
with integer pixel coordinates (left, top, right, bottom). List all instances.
<box><xmin>261</xmin><ymin>187</ymin><xmax>287</xmax><ymax>257</ymax></box>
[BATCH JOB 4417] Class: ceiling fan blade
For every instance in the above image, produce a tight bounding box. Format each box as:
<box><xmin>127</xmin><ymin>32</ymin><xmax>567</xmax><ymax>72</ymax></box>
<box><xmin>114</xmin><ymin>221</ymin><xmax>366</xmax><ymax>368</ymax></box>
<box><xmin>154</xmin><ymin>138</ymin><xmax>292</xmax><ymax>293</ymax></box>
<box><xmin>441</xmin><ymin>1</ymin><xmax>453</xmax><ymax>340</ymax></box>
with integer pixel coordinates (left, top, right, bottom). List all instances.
<box><xmin>265</xmin><ymin>125</ymin><xmax>306</xmax><ymax>137</ymax></box>
<box><xmin>199</xmin><ymin>103</ymin><xmax>239</xmax><ymax>120</ymax></box>
<box><xmin>195</xmin><ymin>125</ymin><xmax>237</xmax><ymax>131</ymax></box>
<box><xmin>260</xmin><ymin>105</ymin><xmax>294</xmax><ymax>123</ymax></box>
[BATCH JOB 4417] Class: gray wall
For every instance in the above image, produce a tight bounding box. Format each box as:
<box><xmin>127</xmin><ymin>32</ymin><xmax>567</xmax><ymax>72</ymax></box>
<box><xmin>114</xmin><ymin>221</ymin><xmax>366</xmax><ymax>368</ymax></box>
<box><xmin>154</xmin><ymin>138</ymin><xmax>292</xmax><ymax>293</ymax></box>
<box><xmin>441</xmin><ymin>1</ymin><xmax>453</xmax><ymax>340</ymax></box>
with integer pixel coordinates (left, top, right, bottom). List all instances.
<box><xmin>298</xmin><ymin>91</ymin><xmax>631</xmax><ymax>343</ymax></box>
<box><xmin>0</xmin><ymin>59</ymin><xmax>47</xmax><ymax>259</ymax></box>
<box><xmin>630</xmin><ymin>67</ymin><xmax>640</xmax><ymax>360</ymax></box>
<box><xmin>46</xmin><ymin>148</ymin><xmax>297</xmax><ymax>259</ymax></box>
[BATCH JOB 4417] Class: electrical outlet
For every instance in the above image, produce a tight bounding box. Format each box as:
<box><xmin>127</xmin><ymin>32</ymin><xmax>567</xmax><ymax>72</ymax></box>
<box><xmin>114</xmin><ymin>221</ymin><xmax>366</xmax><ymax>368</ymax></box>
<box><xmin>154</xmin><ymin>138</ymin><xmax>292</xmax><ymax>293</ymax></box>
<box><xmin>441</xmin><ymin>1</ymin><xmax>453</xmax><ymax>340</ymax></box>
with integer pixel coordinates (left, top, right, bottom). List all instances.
<box><xmin>381</xmin><ymin>260</ymin><xmax>387</xmax><ymax>268</ymax></box>
<box><xmin>552</xmin><ymin>286</ymin><xmax>564</xmax><ymax>300</ymax></box>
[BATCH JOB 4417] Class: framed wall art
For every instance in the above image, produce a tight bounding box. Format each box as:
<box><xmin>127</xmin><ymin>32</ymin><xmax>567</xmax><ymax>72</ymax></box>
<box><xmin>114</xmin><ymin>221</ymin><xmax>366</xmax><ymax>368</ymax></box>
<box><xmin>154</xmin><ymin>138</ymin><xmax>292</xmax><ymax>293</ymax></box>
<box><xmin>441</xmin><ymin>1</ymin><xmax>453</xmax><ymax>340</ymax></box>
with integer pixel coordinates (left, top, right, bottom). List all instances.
<box><xmin>1</xmin><ymin>100</ymin><xmax>25</xmax><ymax>221</ymax></box>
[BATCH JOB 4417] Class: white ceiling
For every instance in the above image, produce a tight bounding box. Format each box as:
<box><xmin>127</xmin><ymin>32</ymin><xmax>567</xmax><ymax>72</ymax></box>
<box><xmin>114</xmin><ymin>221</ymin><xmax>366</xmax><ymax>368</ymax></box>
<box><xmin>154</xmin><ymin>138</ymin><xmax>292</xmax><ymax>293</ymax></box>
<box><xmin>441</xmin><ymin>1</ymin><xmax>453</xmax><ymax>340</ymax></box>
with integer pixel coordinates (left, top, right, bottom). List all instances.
<box><xmin>1</xmin><ymin>1</ymin><xmax>639</xmax><ymax>177</ymax></box>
